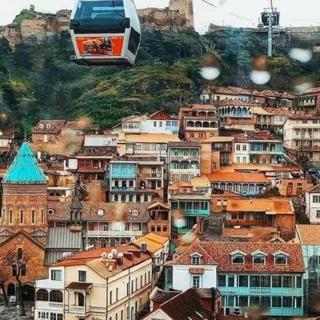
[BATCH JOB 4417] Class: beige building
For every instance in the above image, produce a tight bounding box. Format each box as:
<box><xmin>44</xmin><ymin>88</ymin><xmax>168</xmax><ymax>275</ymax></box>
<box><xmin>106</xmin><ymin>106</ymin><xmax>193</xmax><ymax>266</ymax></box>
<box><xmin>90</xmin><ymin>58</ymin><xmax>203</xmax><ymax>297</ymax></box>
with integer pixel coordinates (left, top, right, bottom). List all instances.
<box><xmin>284</xmin><ymin>115</ymin><xmax>320</xmax><ymax>162</ymax></box>
<box><xmin>35</xmin><ymin>245</ymin><xmax>153</xmax><ymax>320</ymax></box>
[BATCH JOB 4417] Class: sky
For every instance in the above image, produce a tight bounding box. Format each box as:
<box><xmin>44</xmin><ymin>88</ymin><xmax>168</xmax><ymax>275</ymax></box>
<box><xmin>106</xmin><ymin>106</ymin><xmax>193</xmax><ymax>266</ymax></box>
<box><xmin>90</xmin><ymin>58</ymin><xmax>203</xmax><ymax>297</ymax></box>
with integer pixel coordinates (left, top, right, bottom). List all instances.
<box><xmin>1</xmin><ymin>0</ymin><xmax>320</xmax><ymax>33</ymax></box>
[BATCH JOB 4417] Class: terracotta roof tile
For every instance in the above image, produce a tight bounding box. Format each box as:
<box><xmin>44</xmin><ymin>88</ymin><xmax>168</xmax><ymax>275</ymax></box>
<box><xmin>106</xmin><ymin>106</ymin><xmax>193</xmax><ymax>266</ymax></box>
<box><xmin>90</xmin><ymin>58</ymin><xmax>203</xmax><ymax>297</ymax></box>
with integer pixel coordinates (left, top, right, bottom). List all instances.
<box><xmin>207</xmin><ymin>172</ymin><xmax>270</xmax><ymax>183</ymax></box>
<box><xmin>172</xmin><ymin>241</ymin><xmax>304</xmax><ymax>273</ymax></box>
<box><xmin>226</xmin><ymin>198</ymin><xmax>293</xmax><ymax>214</ymax></box>
<box><xmin>296</xmin><ymin>224</ymin><xmax>320</xmax><ymax>245</ymax></box>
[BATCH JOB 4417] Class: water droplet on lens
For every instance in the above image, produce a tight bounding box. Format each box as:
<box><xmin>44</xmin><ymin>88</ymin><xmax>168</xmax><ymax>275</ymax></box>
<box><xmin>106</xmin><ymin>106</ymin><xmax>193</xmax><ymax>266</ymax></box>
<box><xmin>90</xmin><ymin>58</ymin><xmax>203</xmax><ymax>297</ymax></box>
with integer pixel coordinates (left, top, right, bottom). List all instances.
<box><xmin>294</xmin><ymin>82</ymin><xmax>313</xmax><ymax>95</ymax></box>
<box><xmin>250</xmin><ymin>70</ymin><xmax>271</xmax><ymax>85</ymax></box>
<box><xmin>289</xmin><ymin>48</ymin><xmax>313</xmax><ymax>63</ymax></box>
<box><xmin>200</xmin><ymin>67</ymin><xmax>220</xmax><ymax>80</ymax></box>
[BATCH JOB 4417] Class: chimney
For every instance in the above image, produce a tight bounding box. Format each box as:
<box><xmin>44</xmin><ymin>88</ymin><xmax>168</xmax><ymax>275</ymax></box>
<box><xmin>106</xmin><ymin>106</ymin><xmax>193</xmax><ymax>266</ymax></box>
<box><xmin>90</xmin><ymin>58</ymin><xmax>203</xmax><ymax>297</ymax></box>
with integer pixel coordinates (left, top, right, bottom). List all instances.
<box><xmin>129</xmin><ymin>249</ymin><xmax>141</xmax><ymax>258</ymax></box>
<box><xmin>124</xmin><ymin>252</ymin><xmax>134</xmax><ymax>261</ymax></box>
<box><xmin>210</xmin><ymin>288</ymin><xmax>217</xmax><ymax>320</ymax></box>
<box><xmin>116</xmin><ymin>256</ymin><xmax>124</xmax><ymax>265</ymax></box>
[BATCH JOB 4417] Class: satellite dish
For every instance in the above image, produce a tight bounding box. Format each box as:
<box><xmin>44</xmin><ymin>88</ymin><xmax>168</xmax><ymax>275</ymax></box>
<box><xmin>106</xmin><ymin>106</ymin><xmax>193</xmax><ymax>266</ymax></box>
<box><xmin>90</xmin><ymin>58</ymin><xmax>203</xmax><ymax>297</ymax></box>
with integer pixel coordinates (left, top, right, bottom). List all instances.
<box><xmin>130</xmin><ymin>236</ymin><xmax>136</xmax><ymax>243</ymax></box>
<box><xmin>107</xmin><ymin>253</ymin><xmax>113</xmax><ymax>259</ymax></box>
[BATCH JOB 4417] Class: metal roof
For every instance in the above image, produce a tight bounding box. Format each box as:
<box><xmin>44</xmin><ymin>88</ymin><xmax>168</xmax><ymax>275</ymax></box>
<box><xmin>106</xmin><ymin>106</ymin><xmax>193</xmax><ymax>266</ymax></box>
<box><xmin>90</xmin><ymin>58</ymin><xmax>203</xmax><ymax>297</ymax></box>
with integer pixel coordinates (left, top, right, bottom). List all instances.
<box><xmin>46</xmin><ymin>227</ymin><xmax>83</xmax><ymax>249</ymax></box>
<box><xmin>3</xmin><ymin>142</ymin><xmax>46</xmax><ymax>184</ymax></box>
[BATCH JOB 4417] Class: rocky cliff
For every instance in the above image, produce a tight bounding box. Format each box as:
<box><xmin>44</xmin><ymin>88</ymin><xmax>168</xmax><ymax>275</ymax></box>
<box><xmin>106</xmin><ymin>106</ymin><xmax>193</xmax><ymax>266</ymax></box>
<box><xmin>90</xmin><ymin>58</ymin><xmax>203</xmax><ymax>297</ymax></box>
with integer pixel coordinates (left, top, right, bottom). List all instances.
<box><xmin>1</xmin><ymin>5</ymin><xmax>71</xmax><ymax>47</ymax></box>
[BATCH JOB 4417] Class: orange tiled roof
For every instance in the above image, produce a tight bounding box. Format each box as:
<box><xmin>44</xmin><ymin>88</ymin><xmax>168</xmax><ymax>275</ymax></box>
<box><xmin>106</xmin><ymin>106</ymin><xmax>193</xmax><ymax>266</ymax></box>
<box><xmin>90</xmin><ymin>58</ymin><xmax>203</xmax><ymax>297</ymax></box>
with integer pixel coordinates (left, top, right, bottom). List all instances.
<box><xmin>207</xmin><ymin>171</ymin><xmax>270</xmax><ymax>183</ymax></box>
<box><xmin>226</xmin><ymin>198</ymin><xmax>293</xmax><ymax>214</ymax></box>
<box><xmin>296</xmin><ymin>224</ymin><xmax>320</xmax><ymax>245</ymax></box>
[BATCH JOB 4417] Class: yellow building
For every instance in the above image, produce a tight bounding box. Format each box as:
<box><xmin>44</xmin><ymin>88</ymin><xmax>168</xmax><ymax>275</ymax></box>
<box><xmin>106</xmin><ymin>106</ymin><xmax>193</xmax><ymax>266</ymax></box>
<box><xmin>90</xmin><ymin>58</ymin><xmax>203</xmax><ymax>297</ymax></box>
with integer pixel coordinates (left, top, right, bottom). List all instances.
<box><xmin>35</xmin><ymin>245</ymin><xmax>153</xmax><ymax>320</ymax></box>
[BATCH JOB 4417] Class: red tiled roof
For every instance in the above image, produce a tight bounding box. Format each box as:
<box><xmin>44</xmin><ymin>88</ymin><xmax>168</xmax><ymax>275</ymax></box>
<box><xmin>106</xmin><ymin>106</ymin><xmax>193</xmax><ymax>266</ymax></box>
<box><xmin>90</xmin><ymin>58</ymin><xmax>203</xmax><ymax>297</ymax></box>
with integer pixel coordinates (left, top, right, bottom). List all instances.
<box><xmin>154</xmin><ymin>288</ymin><xmax>214</xmax><ymax>320</ymax></box>
<box><xmin>247</xmin><ymin>130</ymin><xmax>281</xmax><ymax>141</ymax></box>
<box><xmin>172</xmin><ymin>241</ymin><xmax>304</xmax><ymax>273</ymax></box>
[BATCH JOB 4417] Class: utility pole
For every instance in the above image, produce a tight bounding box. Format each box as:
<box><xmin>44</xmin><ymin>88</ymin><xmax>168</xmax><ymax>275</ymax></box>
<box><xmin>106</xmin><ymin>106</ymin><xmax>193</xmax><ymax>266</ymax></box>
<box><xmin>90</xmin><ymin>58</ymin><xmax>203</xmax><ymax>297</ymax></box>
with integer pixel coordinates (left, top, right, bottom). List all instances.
<box><xmin>267</xmin><ymin>8</ymin><xmax>273</xmax><ymax>57</ymax></box>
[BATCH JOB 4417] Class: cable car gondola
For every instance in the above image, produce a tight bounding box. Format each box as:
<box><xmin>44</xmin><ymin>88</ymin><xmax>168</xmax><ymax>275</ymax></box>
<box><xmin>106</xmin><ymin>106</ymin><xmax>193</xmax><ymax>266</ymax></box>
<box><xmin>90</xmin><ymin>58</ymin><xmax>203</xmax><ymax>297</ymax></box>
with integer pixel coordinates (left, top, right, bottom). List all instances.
<box><xmin>70</xmin><ymin>0</ymin><xmax>141</xmax><ymax>65</ymax></box>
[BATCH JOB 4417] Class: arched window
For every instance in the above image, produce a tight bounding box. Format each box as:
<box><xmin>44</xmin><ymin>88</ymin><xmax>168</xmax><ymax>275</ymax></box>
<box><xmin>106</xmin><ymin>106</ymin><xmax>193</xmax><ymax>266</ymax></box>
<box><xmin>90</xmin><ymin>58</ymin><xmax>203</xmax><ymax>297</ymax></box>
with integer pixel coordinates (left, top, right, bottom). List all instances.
<box><xmin>50</xmin><ymin>290</ymin><xmax>63</xmax><ymax>303</ymax></box>
<box><xmin>21</xmin><ymin>264</ymin><xmax>27</xmax><ymax>276</ymax></box>
<box><xmin>19</xmin><ymin>209</ymin><xmax>24</xmax><ymax>224</ymax></box>
<box><xmin>9</xmin><ymin>209</ymin><xmax>13</xmax><ymax>224</ymax></box>
<box><xmin>37</xmin><ymin>289</ymin><xmax>49</xmax><ymax>301</ymax></box>
<box><xmin>77</xmin><ymin>292</ymin><xmax>84</xmax><ymax>306</ymax></box>
<box><xmin>17</xmin><ymin>248</ymin><xmax>23</xmax><ymax>260</ymax></box>
<box><xmin>31</xmin><ymin>210</ymin><xmax>36</xmax><ymax>224</ymax></box>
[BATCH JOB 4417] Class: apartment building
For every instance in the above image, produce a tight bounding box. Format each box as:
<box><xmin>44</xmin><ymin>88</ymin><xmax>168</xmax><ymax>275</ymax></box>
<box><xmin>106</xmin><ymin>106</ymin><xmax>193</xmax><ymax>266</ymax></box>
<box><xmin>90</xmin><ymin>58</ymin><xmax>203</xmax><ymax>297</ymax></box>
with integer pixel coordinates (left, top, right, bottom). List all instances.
<box><xmin>284</xmin><ymin>115</ymin><xmax>320</xmax><ymax>162</ymax></box>
<box><xmin>34</xmin><ymin>245</ymin><xmax>153</xmax><ymax>320</ymax></box>
<box><xmin>165</xmin><ymin>241</ymin><xmax>305</xmax><ymax>318</ymax></box>
<box><xmin>208</xmin><ymin>171</ymin><xmax>271</xmax><ymax>196</ymax></box>
<box><xmin>305</xmin><ymin>185</ymin><xmax>320</xmax><ymax>224</ymax></box>
<box><xmin>167</xmin><ymin>141</ymin><xmax>201</xmax><ymax>182</ymax></box>
<box><xmin>179</xmin><ymin>104</ymin><xmax>219</xmax><ymax>141</ymax></box>
<box><xmin>296</xmin><ymin>87</ymin><xmax>320</xmax><ymax>113</ymax></box>
<box><xmin>113</xmin><ymin>111</ymin><xmax>179</xmax><ymax>136</ymax></box>
<box><xmin>224</xmin><ymin>198</ymin><xmax>296</xmax><ymax>239</ymax></box>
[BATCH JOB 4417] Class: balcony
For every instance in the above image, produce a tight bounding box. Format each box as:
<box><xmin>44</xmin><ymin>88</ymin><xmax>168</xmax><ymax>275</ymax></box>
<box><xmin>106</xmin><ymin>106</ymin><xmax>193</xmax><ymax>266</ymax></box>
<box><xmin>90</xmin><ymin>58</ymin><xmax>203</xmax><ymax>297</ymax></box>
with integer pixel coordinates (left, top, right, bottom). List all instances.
<box><xmin>111</xmin><ymin>186</ymin><xmax>135</xmax><ymax>192</ymax></box>
<box><xmin>267</xmin><ymin>307</ymin><xmax>304</xmax><ymax>317</ymax></box>
<box><xmin>219</xmin><ymin>286</ymin><xmax>303</xmax><ymax>296</ymax></box>
<box><xmin>78</xmin><ymin>166</ymin><xmax>105</xmax><ymax>173</ymax></box>
<box><xmin>86</xmin><ymin>230</ymin><xmax>143</xmax><ymax>237</ymax></box>
<box><xmin>36</xmin><ymin>301</ymin><xmax>64</xmax><ymax>311</ymax></box>
<box><xmin>249</xmin><ymin>149</ymin><xmax>283</xmax><ymax>155</ymax></box>
<box><xmin>172</xmin><ymin>226</ymin><xmax>192</xmax><ymax>234</ymax></box>
<box><xmin>69</xmin><ymin>305</ymin><xmax>88</xmax><ymax>316</ymax></box>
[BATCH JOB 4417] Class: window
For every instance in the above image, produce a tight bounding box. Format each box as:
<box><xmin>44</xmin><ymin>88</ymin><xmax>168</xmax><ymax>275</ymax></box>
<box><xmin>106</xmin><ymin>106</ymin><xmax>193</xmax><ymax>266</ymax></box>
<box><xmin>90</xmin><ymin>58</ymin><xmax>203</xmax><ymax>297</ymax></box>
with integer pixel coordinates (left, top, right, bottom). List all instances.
<box><xmin>192</xmin><ymin>276</ymin><xmax>200</xmax><ymax>288</ymax></box>
<box><xmin>231</xmin><ymin>254</ymin><xmax>245</xmax><ymax>264</ymax></box>
<box><xmin>228</xmin><ymin>275</ymin><xmax>235</xmax><ymax>287</ymax></box>
<box><xmin>274</xmin><ymin>254</ymin><xmax>287</xmax><ymax>265</ymax></box>
<box><xmin>31</xmin><ymin>210</ymin><xmax>36</xmax><ymax>224</ymax></box>
<box><xmin>191</xmin><ymin>254</ymin><xmax>201</xmax><ymax>265</ymax></box>
<box><xmin>272</xmin><ymin>296</ymin><xmax>281</xmax><ymax>307</ymax></box>
<box><xmin>218</xmin><ymin>275</ymin><xmax>226</xmax><ymax>286</ymax></box>
<box><xmin>51</xmin><ymin>270</ymin><xmax>62</xmax><ymax>281</ymax></box>
<box><xmin>110</xmin><ymin>290</ymin><xmax>113</xmax><ymax>304</ymax></box>
<box><xmin>239</xmin><ymin>275</ymin><xmax>248</xmax><ymax>287</ymax></box>
<box><xmin>261</xmin><ymin>276</ymin><xmax>271</xmax><ymax>287</ymax></box>
<box><xmin>283</xmin><ymin>297</ymin><xmax>293</xmax><ymax>307</ymax></box>
<box><xmin>50</xmin><ymin>290</ymin><xmax>63</xmax><ymax>303</ymax></box>
<box><xmin>76</xmin><ymin>292</ymin><xmax>85</xmax><ymax>307</ymax></box>
<box><xmin>317</xmin><ymin>210</ymin><xmax>320</xmax><ymax>219</ymax></box>
<box><xmin>9</xmin><ymin>210</ymin><xmax>13</xmax><ymax>224</ymax></box>
<box><xmin>41</xmin><ymin>209</ymin><xmax>45</xmax><ymax>223</ymax></box>
<box><xmin>283</xmin><ymin>276</ymin><xmax>293</xmax><ymax>288</ymax></box>
<box><xmin>239</xmin><ymin>296</ymin><xmax>248</xmax><ymax>307</ymax></box>
<box><xmin>153</xmin><ymin>121</ymin><xmax>157</xmax><ymax>127</ymax></box>
<box><xmin>19</xmin><ymin>209</ymin><xmax>24</xmax><ymax>224</ymax></box>
<box><xmin>252</xmin><ymin>254</ymin><xmax>266</xmax><ymax>264</ymax></box>
<box><xmin>313</xmin><ymin>195</ymin><xmax>320</xmax><ymax>203</ymax></box>
<box><xmin>272</xmin><ymin>276</ymin><xmax>281</xmax><ymax>288</ymax></box>
<box><xmin>37</xmin><ymin>289</ymin><xmax>49</xmax><ymax>301</ymax></box>
<box><xmin>116</xmin><ymin>288</ymin><xmax>119</xmax><ymax>301</ymax></box>
<box><xmin>250</xmin><ymin>276</ymin><xmax>261</xmax><ymax>287</ymax></box>
<box><xmin>296</xmin><ymin>276</ymin><xmax>302</xmax><ymax>288</ymax></box>
<box><xmin>78</xmin><ymin>271</ymin><xmax>86</xmax><ymax>282</ymax></box>
<box><xmin>261</xmin><ymin>296</ymin><xmax>271</xmax><ymax>307</ymax></box>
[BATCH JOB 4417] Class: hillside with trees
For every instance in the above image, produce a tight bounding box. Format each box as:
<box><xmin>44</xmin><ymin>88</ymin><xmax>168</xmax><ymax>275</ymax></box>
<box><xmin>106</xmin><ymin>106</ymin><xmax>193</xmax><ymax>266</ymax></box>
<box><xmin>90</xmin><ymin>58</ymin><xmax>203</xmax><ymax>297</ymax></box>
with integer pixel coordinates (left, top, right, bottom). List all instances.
<box><xmin>0</xmin><ymin>14</ymin><xmax>319</xmax><ymax>137</ymax></box>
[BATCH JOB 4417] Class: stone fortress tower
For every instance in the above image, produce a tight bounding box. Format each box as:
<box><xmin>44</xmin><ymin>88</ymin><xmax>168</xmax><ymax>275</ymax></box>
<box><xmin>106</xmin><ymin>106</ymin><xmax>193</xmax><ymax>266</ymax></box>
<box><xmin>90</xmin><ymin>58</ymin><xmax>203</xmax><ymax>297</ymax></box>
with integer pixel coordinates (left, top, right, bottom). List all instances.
<box><xmin>169</xmin><ymin>0</ymin><xmax>194</xmax><ymax>28</ymax></box>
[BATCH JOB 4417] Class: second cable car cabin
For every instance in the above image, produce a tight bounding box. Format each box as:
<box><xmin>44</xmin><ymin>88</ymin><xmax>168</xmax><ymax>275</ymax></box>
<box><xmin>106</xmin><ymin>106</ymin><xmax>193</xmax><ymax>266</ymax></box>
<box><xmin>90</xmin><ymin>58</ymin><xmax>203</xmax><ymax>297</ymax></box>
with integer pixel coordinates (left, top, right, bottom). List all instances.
<box><xmin>70</xmin><ymin>0</ymin><xmax>141</xmax><ymax>65</ymax></box>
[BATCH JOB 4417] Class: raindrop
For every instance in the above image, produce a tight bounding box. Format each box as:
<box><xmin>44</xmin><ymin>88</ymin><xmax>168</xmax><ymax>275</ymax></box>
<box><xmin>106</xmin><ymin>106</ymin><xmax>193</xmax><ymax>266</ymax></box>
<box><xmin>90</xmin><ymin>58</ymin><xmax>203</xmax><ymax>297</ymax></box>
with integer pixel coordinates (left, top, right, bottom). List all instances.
<box><xmin>250</xmin><ymin>70</ymin><xmax>271</xmax><ymax>85</ymax></box>
<box><xmin>289</xmin><ymin>48</ymin><xmax>313</xmax><ymax>63</ymax></box>
<box><xmin>173</xmin><ymin>217</ymin><xmax>187</xmax><ymax>229</ymax></box>
<box><xmin>180</xmin><ymin>232</ymin><xmax>196</xmax><ymax>244</ymax></box>
<box><xmin>200</xmin><ymin>67</ymin><xmax>220</xmax><ymax>80</ymax></box>
<box><xmin>294</xmin><ymin>82</ymin><xmax>313</xmax><ymax>95</ymax></box>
